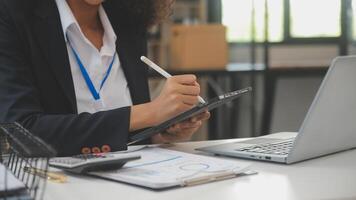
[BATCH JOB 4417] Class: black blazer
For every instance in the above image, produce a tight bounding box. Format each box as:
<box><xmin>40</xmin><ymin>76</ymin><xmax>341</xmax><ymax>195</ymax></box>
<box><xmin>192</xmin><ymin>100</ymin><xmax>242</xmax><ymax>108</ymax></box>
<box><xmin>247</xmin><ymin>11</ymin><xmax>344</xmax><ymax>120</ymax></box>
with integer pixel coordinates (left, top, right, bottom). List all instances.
<box><xmin>0</xmin><ymin>0</ymin><xmax>151</xmax><ymax>156</ymax></box>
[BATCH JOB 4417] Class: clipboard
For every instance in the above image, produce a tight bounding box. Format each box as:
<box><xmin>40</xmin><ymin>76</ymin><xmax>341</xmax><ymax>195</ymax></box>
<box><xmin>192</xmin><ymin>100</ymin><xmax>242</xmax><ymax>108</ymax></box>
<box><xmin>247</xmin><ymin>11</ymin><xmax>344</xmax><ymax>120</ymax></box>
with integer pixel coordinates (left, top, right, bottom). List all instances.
<box><xmin>129</xmin><ymin>87</ymin><xmax>252</xmax><ymax>145</ymax></box>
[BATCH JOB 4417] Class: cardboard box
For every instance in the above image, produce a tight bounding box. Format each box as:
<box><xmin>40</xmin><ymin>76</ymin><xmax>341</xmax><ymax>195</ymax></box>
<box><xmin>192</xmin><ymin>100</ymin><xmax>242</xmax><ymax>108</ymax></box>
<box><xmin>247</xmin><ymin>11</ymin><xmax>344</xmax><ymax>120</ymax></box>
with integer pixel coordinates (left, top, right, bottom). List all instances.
<box><xmin>169</xmin><ymin>24</ymin><xmax>228</xmax><ymax>70</ymax></box>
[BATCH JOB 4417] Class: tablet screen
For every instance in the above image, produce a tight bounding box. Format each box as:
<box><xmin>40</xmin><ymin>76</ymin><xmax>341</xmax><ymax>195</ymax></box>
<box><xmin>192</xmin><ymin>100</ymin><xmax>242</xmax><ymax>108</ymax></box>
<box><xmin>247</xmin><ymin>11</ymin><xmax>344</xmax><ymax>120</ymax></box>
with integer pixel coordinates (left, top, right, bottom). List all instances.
<box><xmin>129</xmin><ymin>87</ymin><xmax>252</xmax><ymax>145</ymax></box>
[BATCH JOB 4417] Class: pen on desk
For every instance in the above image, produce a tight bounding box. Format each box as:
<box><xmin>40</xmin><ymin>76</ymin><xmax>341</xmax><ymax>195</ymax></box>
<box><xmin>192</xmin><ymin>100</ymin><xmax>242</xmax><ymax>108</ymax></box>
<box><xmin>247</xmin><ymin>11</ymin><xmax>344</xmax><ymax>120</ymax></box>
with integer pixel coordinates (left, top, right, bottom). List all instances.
<box><xmin>140</xmin><ymin>56</ymin><xmax>206</xmax><ymax>104</ymax></box>
<box><xmin>23</xmin><ymin>166</ymin><xmax>68</xmax><ymax>183</ymax></box>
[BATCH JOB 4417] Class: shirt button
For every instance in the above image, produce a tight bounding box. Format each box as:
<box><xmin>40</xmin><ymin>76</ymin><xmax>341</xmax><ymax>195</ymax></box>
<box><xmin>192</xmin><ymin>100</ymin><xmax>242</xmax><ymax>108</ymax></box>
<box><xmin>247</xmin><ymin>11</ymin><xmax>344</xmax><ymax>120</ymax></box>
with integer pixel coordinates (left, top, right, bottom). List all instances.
<box><xmin>92</xmin><ymin>147</ymin><xmax>101</xmax><ymax>154</ymax></box>
<box><xmin>101</xmin><ymin>145</ymin><xmax>111</xmax><ymax>153</ymax></box>
<box><xmin>81</xmin><ymin>147</ymin><xmax>91</xmax><ymax>154</ymax></box>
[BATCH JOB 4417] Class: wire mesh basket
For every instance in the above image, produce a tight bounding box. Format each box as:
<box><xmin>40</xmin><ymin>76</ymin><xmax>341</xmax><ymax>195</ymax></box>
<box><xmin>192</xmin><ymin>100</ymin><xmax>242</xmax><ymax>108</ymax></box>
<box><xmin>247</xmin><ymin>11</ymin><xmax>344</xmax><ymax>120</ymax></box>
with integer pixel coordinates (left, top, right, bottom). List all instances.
<box><xmin>0</xmin><ymin>122</ymin><xmax>57</xmax><ymax>200</ymax></box>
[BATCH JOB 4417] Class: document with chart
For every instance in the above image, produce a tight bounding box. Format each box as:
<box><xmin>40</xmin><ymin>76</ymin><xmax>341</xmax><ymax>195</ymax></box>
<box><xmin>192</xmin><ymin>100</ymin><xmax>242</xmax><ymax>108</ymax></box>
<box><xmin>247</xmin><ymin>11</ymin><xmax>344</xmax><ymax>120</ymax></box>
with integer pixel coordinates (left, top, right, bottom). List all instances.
<box><xmin>89</xmin><ymin>147</ymin><xmax>251</xmax><ymax>189</ymax></box>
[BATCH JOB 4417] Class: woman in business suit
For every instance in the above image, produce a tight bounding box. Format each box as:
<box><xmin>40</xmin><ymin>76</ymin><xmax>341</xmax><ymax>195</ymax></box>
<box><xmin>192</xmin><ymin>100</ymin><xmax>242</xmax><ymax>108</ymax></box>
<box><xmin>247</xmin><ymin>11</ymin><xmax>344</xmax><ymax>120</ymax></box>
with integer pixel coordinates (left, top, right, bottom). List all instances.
<box><xmin>0</xmin><ymin>0</ymin><xmax>209</xmax><ymax>156</ymax></box>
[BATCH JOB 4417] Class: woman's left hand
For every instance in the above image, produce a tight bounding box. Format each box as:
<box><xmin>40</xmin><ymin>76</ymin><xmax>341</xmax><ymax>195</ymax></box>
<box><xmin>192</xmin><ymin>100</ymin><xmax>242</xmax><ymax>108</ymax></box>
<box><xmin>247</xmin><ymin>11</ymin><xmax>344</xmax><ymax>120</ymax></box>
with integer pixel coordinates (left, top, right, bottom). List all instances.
<box><xmin>152</xmin><ymin>111</ymin><xmax>210</xmax><ymax>144</ymax></box>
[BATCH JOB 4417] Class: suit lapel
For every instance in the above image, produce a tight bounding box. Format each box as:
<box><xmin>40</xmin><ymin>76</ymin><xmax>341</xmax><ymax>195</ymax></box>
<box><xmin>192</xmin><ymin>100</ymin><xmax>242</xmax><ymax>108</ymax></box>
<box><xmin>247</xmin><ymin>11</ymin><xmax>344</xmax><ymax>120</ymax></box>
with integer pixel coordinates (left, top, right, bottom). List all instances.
<box><xmin>32</xmin><ymin>0</ymin><xmax>146</xmax><ymax>110</ymax></box>
<box><xmin>103</xmin><ymin>3</ymin><xmax>144</xmax><ymax>105</ymax></box>
<box><xmin>115</xmin><ymin>32</ymin><xmax>142</xmax><ymax>105</ymax></box>
<box><xmin>32</xmin><ymin>0</ymin><xmax>77</xmax><ymax>112</ymax></box>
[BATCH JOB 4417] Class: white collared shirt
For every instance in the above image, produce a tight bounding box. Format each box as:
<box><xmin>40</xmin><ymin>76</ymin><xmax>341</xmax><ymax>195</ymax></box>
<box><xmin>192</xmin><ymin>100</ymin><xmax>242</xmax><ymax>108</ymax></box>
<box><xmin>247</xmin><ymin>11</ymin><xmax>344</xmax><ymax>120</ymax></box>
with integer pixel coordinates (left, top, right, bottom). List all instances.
<box><xmin>55</xmin><ymin>0</ymin><xmax>132</xmax><ymax>114</ymax></box>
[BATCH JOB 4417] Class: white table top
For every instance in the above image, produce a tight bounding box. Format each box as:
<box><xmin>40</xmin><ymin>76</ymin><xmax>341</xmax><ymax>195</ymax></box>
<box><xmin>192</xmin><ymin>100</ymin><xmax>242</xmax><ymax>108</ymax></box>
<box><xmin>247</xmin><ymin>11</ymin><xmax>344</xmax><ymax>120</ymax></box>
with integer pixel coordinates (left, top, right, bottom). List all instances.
<box><xmin>45</xmin><ymin>133</ymin><xmax>356</xmax><ymax>200</ymax></box>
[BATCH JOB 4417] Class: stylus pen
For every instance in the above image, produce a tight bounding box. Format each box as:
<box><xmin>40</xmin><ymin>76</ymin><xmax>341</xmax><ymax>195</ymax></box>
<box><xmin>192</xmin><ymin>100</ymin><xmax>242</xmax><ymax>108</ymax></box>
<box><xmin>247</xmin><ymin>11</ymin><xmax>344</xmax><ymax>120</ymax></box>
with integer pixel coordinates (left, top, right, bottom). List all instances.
<box><xmin>140</xmin><ymin>56</ymin><xmax>206</xmax><ymax>104</ymax></box>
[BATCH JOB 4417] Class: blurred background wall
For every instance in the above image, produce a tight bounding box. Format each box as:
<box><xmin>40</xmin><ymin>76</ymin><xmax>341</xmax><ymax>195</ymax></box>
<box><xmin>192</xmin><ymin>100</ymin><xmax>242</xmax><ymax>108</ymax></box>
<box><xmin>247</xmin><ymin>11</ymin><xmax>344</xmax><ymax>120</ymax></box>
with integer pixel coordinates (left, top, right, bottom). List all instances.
<box><xmin>147</xmin><ymin>0</ymin><xmax>354</xmax><ymax>140</ymax></box>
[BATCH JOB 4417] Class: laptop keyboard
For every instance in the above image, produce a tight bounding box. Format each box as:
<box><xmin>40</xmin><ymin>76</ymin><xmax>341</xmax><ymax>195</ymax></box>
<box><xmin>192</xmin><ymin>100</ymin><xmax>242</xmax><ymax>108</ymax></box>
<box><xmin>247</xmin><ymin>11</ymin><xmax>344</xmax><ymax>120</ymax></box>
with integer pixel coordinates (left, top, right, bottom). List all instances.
<box><xmin>236</xmin><ymin>139</ymin><xmax>294</xmax><ymax>155</ymax></box>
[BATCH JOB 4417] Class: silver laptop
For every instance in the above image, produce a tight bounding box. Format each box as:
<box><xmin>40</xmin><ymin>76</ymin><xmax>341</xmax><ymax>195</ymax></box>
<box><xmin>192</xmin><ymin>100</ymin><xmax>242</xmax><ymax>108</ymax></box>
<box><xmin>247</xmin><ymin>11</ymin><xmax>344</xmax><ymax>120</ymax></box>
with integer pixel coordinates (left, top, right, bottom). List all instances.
<box><xmin>197</xmin><ymin>56</ymin><xmax>356</xmax><ymax>164</ymax></box>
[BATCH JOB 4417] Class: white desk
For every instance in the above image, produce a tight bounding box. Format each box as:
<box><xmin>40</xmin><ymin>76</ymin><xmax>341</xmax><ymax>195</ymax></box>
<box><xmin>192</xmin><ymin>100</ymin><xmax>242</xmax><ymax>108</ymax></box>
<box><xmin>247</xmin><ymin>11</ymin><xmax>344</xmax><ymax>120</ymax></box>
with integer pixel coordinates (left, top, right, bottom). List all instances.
<box><xmin>45</xmin><ymin>133</ymin><xmax>356</xmax><ymax>200</ymax></box>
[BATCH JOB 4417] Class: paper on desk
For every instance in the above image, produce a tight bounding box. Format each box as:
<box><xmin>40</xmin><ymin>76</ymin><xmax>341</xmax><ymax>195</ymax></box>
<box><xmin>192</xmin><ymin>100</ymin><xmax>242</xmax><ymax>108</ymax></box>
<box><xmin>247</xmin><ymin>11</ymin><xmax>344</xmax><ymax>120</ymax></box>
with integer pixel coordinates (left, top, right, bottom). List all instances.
<box><xmin>90</xmin><ymin>147</ymin><xmax>251</xmax><ymax>189</ymax></box>
<box><xmin>0</xmin><ymin>164</ymin><xmax>26</xmax><ymax>194</ymax></box>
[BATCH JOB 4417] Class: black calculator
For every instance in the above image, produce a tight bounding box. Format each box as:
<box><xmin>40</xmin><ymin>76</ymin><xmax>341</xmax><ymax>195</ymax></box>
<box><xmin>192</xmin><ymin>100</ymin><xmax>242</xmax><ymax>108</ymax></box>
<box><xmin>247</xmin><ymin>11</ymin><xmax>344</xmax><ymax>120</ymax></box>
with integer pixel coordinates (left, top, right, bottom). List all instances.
<box><xmin>49</xmin><ymin>153</ymin><xmax>141</xmax><ymax>174</ymax></box>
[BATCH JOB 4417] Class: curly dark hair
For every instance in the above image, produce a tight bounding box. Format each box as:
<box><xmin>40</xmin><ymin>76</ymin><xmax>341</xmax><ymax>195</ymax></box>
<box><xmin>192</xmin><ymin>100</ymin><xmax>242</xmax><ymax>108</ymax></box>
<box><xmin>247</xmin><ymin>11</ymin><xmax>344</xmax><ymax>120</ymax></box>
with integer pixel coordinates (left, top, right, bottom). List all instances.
<box><xmin>108</xmin><ymin>0</ymin><xmax>174</xmax><ymax>28</ymax></box>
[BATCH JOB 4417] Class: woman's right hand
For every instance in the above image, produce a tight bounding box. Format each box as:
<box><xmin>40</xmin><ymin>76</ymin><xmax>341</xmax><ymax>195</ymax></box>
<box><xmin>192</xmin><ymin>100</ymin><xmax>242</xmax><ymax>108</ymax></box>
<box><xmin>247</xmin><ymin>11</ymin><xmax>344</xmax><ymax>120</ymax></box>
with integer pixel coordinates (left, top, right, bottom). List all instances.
<box><xmin>130</xmin><ymin>75</ymin><xmax>201</xmax><ymax>131</ymax></box>
<box><xmin>149</xmin><ymin>75</ymin><xmax>201</xmax><ymax>125</ymax></box>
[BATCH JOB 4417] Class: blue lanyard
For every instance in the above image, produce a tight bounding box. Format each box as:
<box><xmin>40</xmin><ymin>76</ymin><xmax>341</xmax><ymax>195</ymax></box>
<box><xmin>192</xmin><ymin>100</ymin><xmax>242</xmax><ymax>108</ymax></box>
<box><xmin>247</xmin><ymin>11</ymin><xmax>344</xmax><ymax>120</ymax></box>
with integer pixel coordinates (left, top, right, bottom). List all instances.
<box><xmin>67</xmin><ymin>37</ymin><xmax>116</xmax><ymax>101</ymax></box>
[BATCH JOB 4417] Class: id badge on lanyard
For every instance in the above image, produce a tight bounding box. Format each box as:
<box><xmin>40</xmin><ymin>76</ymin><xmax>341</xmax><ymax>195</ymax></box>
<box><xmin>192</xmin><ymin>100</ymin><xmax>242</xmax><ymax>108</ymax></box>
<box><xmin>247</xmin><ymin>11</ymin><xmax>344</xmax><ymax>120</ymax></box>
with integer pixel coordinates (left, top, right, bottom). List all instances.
<box><xmin>67</xmin><ymin>35</ymin><xmax>116</xmax><ymax>111</ymax></box>
<box><xmin>93</xmin><ymin>99</ymin><xmax>107</xmax><ymax>111</ymax></box>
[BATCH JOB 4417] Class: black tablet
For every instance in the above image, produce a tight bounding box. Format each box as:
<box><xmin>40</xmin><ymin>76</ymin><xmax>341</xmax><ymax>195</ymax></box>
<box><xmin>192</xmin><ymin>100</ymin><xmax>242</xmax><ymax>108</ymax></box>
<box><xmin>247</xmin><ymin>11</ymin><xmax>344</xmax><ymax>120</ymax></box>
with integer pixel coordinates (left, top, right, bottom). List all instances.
<box><xmin>128</xmin><ymin>87</ymin><xmax>252</xmax><ymax>145</ymax></box>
